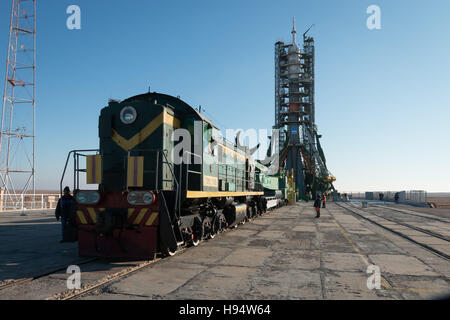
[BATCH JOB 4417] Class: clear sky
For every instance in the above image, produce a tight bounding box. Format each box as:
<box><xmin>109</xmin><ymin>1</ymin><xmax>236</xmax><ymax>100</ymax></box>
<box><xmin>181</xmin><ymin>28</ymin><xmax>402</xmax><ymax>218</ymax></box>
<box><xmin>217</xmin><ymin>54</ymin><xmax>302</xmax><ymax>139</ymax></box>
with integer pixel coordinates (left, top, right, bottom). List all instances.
<box><xmin>0</xmin><ymin>0</ymin><xmax>449</xmax><ymax>192</ymax></box>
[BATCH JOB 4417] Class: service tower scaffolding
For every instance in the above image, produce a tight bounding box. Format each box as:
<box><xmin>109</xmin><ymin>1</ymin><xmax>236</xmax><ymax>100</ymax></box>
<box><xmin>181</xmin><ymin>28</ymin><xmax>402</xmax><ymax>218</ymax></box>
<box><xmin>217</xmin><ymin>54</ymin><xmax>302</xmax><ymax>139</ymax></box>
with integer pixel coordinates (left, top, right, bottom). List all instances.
<box><xmin>0</xmin><ymin>0</ymin><xmax>37</xmax><ymax>209</ymax></box>
<box><xmin>274</xmin><ymin>18</ymin><xmax>335</xmax><ymax>200</ymax></box>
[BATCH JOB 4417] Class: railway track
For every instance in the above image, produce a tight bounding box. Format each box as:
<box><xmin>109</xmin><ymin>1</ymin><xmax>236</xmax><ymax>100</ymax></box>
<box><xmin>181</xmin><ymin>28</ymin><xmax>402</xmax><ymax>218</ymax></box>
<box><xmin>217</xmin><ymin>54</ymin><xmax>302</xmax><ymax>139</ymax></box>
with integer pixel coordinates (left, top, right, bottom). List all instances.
<box><xmin>1</xmin><ymin>250</ymin><xmax>183</xmax><ymax>299</ymax></box>
<box><xmin>46</xmin><ymin>250</ymin><xmax>182</xmax><ymax>300</ymax></box>
<box><xmin>335</xmin><ymin>202</ymin><xmax>450</xmax><ymax>261</ymax></box>
<box><xmin>1</xmin><ymin>238</ymin><xmax>206</xmax><ymax>299</ymax></box>
<box><xmin>357</xmin><ymin>205</ymin><xmax>449</xmax><ymax>242</ymax></box>
<box><xmin>373</xmin><ymin>204</ymin><xmax>450</xmax><ymax>224</ymax></box>
<box><xmin>46</xmin><ymin>217</ymin><xmax>255</xmax><ymax>300</ymax></box>
<box><xmin>0</xmin><ymin>257</ymin><xmax>99</xmax><ymax>291</ymax></box>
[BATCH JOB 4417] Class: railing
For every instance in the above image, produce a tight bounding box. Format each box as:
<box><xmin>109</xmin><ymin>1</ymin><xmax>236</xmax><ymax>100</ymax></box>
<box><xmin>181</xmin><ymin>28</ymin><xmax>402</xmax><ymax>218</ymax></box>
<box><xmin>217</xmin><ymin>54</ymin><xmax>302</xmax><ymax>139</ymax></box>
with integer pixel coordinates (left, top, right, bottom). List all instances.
<box><xmin>182</xmin><ymin>150</ymin><xmax>264</xmax><ymax>193</ymax></box>
<box><xmin>181</xmin><ymin>151</ymin><xmax>202</xmax><ymax>192</ymax></box>
<box><xmin>159</xmin><ymin>149</ymin><xmax>180</xmax><ymax>217</ymax></box>
<box><xmin>405</xmin><ymin>190</ymin><xmax>428</xmax><ymax>204</ymax></box>
<box><xmin>60</xmin><ymin>149</ymin><xmax>100</xmax><ymax>196</ymax></box>
<box><xmin>343</xmin><ymin>190</ymin><xmax>428</xmax><ymax>204</ymax></box>
<box><xmin>61</xmin><ymin>148</ymin><xmax>181</xmax><ymax>215</ymax></box>
<box><xmin>0</xmin><ymin>193</ymin><xmax>60</xmax><ymax>212</ymax></box>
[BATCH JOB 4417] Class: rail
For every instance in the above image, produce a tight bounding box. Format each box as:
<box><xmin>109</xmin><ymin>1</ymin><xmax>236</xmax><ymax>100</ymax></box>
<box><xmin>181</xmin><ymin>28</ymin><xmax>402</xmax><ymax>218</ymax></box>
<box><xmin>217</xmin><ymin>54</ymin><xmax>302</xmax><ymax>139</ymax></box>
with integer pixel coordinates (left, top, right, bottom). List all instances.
<box><xmin>60</xmin><ymin>149</ymin><xmax>100</xmax><ymax>197</ymax></box>
<box><xmin>182</xmin><ymin>151</ymin><xmax>263</xmax><ymax>194</ymax></box>
<box><xmin>181</xmin><ymin>151</ymin><xmax>202</xmax><ymax>193</ymax></box>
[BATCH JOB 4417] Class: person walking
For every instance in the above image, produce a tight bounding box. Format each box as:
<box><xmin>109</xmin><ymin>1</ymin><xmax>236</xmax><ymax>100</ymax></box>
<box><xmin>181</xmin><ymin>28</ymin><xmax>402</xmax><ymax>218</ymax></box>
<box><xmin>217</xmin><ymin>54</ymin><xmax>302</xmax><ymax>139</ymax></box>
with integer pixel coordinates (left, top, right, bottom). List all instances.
<box><xmin>314</xmin><ymin>195</ymin><xmax>321</xmax><ymax>218</ymax></box>
<box><xmin>322</xmin><ymin>193</ymin><xmax>327</xmax><ymax>208</ymax></box>
<box><xmin>55</xmin><ymin>186</ymin><xmax>76</xmax><ymax>243</ymax></box>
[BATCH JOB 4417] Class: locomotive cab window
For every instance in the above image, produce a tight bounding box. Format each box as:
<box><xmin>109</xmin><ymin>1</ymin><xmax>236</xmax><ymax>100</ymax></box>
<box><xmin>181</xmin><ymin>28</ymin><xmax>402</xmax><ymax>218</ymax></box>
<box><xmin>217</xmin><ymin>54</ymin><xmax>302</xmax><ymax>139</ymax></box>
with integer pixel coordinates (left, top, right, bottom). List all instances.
<box><xmin>205</xmin><ymin>123</ymin><xmax>215</xmax><ymax>155</ymax></box>
<box><xmin>205</xmin><ymin>123</ymin><xmax>213</xmax><ymax>142</ymax></box>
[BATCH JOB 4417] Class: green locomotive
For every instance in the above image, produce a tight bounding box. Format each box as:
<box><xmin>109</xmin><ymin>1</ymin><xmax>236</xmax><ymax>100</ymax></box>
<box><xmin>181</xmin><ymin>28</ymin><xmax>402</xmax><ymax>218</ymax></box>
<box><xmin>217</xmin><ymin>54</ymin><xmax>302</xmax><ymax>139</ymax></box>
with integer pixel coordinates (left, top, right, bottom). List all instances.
<box><xmin>62</xmin><ymin>92</ymin><xmax>285</xmax><ymax>258</ymax></box>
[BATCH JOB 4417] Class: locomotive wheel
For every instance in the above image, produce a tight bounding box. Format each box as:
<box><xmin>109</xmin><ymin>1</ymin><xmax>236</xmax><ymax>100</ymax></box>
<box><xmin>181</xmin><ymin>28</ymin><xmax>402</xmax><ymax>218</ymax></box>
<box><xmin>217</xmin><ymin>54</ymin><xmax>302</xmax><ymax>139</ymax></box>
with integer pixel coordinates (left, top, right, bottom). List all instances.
<box><xmin>214</xmin><ymin>213</ymin><xmax>226</xmax><ymax>234</ymax></box>
<box><xmin>249</xmin><ymin>207</ymin><xmax>256</xmax><ymax>220</ymax></box>
<box><xmin>191</xmin><ymin>218</ymin><xmax>202</xmax><ymax>247</ymax></box>
<box><xmin>202</xmin><ymin>217</ymin><xmax>212</xmax><ymax>240</ymax></box>
<box><xmin>191</xmin><ymin>237</ymin><xmax>200</xmax><ymax>247</ymax></box>
<box><xmin>162</xmin><ymin>246</ymin><xmax>177</xmax><ymax>257</ymax></box>
<box><xmin>209</xmin><ymin>217</ymin><xmax>218</xmax><ymax>239</ymax></box>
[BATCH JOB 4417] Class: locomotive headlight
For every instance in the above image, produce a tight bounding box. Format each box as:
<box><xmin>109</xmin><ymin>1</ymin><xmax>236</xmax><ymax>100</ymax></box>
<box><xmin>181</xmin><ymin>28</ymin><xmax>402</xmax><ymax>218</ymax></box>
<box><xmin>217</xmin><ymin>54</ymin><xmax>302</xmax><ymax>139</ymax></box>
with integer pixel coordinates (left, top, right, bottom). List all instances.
<box><xmin>120</xmin><ymin>106</ymin><xmax>137</xmax><ymax>124</ymax></box>
<box><xmin>127</xmin><ymin>192</ymin><xmax>138</xmax><ymax>205</ymax></box>
<box><xmin>127</xmin><ymin>191</ymin><xmax>155</xmax><ymax>205</ymax></box>
<box><xmin>76</xmin><ymin>191</ymin><xmax>100</xmax><ymax>204</ymax></box>
<box><xmin>142</xmin><ymin>192</ymin><xmax>154</xmax><ymax>205</ymax></box>
<box><xmin>76</xmin><ymin>192</ymin><xmax>87</xmax><ymax>203</ymax></box>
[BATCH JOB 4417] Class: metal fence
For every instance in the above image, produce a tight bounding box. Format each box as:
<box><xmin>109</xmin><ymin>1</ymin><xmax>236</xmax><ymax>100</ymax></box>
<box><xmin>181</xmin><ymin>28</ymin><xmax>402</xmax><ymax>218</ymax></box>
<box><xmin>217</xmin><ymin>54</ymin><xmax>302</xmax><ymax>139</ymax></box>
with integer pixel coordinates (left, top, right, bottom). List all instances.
<box><xmin>363</xmin><ymin>190</ymin><xmax>427</xmax><ymax>204</ymax></box>
<box><xmin>405</xmin><ymin>190</ymin><xmax>428</xmax><ymax>204</ymax></box>
<box><xmin>0</xmin><ymin>194</ymin><xmax>60</xmax><ymax>212</ymax></box>
<box><xmin>341</xmin><ymin>190</ymin><xmax>428</xmax><ymax>204</ymax></box>
<box><xmin>340</xmin><ymin>192</ymin><xmax>365</xmax><ymax>199</ymax></box>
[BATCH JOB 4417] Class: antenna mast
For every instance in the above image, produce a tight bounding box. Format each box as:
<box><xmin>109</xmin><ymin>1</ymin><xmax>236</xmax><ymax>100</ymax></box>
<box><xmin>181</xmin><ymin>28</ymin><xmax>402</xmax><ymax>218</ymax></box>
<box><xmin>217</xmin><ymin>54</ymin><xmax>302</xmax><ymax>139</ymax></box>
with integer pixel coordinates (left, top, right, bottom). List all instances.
<box><xmin>0</xmin><ymin>0</ymin><xmax>37</xmax><ymax>207</ymax></box>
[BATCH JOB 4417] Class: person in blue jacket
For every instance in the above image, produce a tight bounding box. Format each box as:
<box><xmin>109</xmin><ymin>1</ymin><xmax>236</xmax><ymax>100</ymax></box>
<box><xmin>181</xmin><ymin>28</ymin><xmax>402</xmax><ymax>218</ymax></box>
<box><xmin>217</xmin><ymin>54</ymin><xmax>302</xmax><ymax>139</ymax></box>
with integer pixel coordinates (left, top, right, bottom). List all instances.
<box><xmin>55</xmin><ymin>186</ymin><xmax>75</xmax><ymax>242</ymax></box>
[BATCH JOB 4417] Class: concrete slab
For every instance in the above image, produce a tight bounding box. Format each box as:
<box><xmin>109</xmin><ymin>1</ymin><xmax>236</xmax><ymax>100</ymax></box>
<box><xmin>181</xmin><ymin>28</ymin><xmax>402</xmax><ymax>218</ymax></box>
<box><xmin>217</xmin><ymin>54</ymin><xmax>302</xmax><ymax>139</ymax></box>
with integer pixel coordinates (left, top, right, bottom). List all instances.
<box><xmin>271</xmin><ymin>238</ymin><xmax>313</xmax><ymax>250</ymax></box>
<box><xmin>80</xmin><ymin>291</ymin><xmax>150</xmax><ymax>300</ymax></box>
<box><xmin>430</xmin><ymin>245</ymin><xmax>450</xmax><ymax>256</ymax></box>
<box><xmin>165</xmin><ymin>265</ymin><xmax>258</xmax><ymax>300</ymax></box>
<box><xmin>226</xmin><ymin>229</ymin><xmax>259</xmax><ymax>238</ymax></box>
<box><xmin>345</xmin><ymin>228</ymin><xmax>376</xmax><ymax>235</ymax></box>
<box><xmin>393</xmin><ymin>278</ymin><xmax>450</xmax><ymax>299</ymax></box>
<box><xmin>255</xmin><ymin>230</ymin><xmax>287</xmax><ymax>239</ymax></box>
<box><xmin>369</xmin><ymin>254</ymin><xmax>439</xmax><ymax>276</ymax></box>
<box><xmin>322</xmin><ymin>252</ymin><xmax>367</xmax><ymax>272</ymax></box>
<box><xmin>408</xmin><ymin>236</ymin><xmax>449</xmax><ymax>246</ymax></box>
<box><xmin>107</xmin><ymin>262</ymin><xmax>207</xmax><ymax>298</ymax></box>
<box><xmin>172</xmin><ymin>245</ymin><xmax>233</xmax><ymax>265</ymax></box>
<box><xmin>292</xmin><ymin>225</ymin><xmax>316</xmax><ymax>232</ymax></box>
<box><xmin>220</xmin><ymin>247</ymin><xmax>272</xmax><ymax>267</ymax></box>
<box><xmin>324</xmin><ymin>271</ymin><xmax>384</xmax><ymax>300</ymax></box>
<box><xmin>249</xmin><ymin>269</ymin><xmax>322</xmax><ymax>300</ymax></box>
<box><xmin>266</xmin><ymin>249</ymin><xmax>320</xmax><ymax>271</ymax></box>
<box><xmin>317</xmin><ymin>222</ymin><xmax>338</xmax><ymax>227</ymax></box>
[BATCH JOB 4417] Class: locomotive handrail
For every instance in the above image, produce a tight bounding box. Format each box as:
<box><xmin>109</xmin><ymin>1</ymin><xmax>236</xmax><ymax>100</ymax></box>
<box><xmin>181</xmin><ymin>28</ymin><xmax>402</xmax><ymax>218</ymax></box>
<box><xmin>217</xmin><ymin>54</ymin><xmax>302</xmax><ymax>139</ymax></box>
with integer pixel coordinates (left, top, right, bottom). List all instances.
<box><xmin>217</xmin><ymin>163</ymin><xmax>258</xmax><ymax>192</ymax></box>
<box><xmin>182</xmin><ymin>151</ymin><xmax>202</xmax><ymax>193</ymax></box>
<box><xmin>60</xmin><ymin>149</ymin><xmax>100</xmax><ymax>197</ymax></box>
<box><xmin>161</xmin><ymin>149</ymin><xmax>181</xmax><ymax>217</ymax></box>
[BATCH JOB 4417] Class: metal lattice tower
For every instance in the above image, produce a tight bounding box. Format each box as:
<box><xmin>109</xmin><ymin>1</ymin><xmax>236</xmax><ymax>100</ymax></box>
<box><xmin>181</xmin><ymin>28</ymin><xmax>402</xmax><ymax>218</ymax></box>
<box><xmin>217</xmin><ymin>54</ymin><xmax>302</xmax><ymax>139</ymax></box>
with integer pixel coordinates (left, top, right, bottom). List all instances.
<box><xmin>274</xmin><ymin>18</ymin><xmax>334</xmax><ymax>197</ymax></box>
<box><xmin>0</xmin><ymin>0</ymin><xmax>36</xmax><ymax>206</ymax></box>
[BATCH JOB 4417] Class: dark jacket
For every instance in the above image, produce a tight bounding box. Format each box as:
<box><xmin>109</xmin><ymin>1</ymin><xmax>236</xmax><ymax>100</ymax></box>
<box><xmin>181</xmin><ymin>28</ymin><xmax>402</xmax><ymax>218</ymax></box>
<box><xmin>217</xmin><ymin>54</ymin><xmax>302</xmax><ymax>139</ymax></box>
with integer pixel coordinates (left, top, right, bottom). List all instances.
<box><xmin>55</xmin><ymin>194</ymin><xmax>75</xmax><ymax>220</ymax></box>
<box><xmin>313</xmin><ymin>198</ymin><xmax>321</xmax><ymax>208</ymax></box>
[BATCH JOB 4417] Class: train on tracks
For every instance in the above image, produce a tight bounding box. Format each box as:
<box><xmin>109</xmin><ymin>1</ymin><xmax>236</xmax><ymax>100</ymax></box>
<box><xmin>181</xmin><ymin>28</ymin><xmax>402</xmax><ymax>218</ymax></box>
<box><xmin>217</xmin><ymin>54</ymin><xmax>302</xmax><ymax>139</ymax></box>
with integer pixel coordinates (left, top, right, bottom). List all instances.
<box><xmin>61</xmin><ymin>92</ymin><xmax>287</xmax><ymax>259</ymax></box>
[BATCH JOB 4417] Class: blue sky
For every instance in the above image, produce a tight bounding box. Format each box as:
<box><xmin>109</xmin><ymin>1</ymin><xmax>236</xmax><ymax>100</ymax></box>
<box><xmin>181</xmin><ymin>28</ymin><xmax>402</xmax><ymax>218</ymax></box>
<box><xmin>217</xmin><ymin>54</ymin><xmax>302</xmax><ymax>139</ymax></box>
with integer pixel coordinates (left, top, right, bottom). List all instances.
<box><xmin>0</xmin><ymin>0</ymin><xmax>449</xmax><ymax>192</ymax></box>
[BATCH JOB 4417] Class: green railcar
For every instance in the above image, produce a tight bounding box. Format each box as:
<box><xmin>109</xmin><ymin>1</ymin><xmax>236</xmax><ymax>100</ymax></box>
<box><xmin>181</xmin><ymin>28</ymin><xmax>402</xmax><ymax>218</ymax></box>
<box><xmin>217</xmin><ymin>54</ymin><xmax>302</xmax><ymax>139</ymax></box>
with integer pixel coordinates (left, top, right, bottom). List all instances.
<box><xmin>64</xmin><ymin>92</ymin><xmax>286</xmax><ymax>259</ymax></box>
